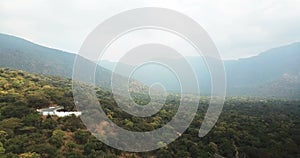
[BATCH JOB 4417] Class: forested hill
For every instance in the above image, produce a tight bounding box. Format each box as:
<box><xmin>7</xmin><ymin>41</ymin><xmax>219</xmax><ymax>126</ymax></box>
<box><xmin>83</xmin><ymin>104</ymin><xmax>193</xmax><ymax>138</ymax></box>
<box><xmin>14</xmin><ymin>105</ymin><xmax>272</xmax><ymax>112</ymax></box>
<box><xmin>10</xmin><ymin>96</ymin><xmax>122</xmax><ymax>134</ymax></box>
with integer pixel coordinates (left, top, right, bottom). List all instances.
<box><xmin>0</xmin><ymin>33</ymin><xmax>76</xmax><ymax>78</ymax></box>
<box><xmin>0</xmin><ymin>33</ymin><xmax>117</xmax><ymax>89</ymax></box>
<box><xmin>0</xmin><ymin>68</ymin><xmax>299</xmax><ymax>157</ymax></box>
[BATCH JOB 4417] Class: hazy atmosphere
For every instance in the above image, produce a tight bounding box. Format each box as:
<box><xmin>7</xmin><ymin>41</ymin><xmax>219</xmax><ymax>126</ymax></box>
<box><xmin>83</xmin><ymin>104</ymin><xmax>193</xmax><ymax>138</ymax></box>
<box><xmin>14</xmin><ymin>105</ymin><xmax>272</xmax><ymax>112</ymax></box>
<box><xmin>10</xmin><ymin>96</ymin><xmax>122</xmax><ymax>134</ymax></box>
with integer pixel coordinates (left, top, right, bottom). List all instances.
<box><xmin>1</xmin><ymin>0</ymin><xmax>300</xmax><ymax>60</ymax></box>
<box><xmin>0</xmin><ymin>1</ymin><xmax>299</xmax><ymax>157</ymax></box>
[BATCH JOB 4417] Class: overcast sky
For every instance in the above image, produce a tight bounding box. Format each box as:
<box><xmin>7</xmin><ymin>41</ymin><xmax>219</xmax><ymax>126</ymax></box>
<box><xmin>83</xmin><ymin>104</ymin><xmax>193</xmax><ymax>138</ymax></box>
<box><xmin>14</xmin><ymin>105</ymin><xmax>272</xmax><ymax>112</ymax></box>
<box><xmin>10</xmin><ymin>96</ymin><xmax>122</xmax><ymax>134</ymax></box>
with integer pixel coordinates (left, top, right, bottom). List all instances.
<box><xmin>1</xmin><ymin>0</ymin><xmax>300</xmax><ymax>60</ymax></box>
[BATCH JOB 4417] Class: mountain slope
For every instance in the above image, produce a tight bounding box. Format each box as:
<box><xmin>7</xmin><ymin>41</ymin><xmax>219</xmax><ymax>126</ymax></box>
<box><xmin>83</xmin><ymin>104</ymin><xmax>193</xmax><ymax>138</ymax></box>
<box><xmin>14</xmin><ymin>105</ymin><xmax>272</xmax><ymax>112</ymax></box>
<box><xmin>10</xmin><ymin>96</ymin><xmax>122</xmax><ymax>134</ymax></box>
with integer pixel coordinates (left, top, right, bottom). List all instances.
<box><xmin>0</xmin><ymin>33</ymin><xmax>153</xmax><ymax>93</ymax></box>
<box><xmin>99</xmin><ymin>43</ymin><xmax>300</xmax><ymax>98</ymax></box>
<box><xmin>0</xmin><ymin>33</ymin><xmax>76</xmax><ymax>77</ymax></box>
<box><xmin>226</xmin><ymin>42</ymin><xmax>300</xmax><ymax>87</ymax></box>
<box><xmin>1</xmin><ymin>68</ymin><xmax>299</xmax><ymax>157</ymax></box>
<box><xmin>225</xmin><ymin>43</ymin><xmax>300</xmax><ymax>97</ymax></box>
<box><xmin>0</xmin><ymin>33</ymin><xmax>122</xmax><ymax>89</ymax></box>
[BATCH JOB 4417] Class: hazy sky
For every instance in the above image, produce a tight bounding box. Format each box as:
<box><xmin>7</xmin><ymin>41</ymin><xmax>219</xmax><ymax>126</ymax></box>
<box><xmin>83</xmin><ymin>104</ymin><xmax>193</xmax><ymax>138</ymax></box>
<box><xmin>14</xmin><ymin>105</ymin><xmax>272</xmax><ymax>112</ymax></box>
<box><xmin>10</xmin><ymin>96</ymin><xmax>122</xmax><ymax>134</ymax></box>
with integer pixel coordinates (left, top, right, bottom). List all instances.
<box><xmin>1</xmin><ymin>0</ymin><xmax>300</xmax><ymax>60</ymax></box>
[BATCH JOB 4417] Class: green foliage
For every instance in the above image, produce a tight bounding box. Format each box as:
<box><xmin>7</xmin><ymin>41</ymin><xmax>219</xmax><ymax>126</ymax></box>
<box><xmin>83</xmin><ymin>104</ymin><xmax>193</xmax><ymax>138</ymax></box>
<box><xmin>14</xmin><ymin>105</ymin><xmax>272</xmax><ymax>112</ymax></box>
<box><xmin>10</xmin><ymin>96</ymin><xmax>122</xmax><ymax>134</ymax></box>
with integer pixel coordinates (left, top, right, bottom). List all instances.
<box><xmin>49</xmin><ymin>130</ymin><xmax>65</xmax><ymax>148</ymax></box>
<box><xmin>0</xmin><ymin>118</ymin><xmax>23</xmax><ymax>136</ymax></box>
<box><xmin>0</xmin><ymin>69</ymin><xmax>299</xmax><ymax>157</ymax></box>
<box><xmin>0</xmin><ymin>142</ymin><xmax>5</xmax><ymax>154</ymax></box>
<box><xmin>74</xmin><ymin>130</ymin><xmax>90</xmax><ymax>145</ymax></box>
<box><xmin>18</xmin><ymin>152</ymin><xmax>40</xmax><ymax>158</ymax></box>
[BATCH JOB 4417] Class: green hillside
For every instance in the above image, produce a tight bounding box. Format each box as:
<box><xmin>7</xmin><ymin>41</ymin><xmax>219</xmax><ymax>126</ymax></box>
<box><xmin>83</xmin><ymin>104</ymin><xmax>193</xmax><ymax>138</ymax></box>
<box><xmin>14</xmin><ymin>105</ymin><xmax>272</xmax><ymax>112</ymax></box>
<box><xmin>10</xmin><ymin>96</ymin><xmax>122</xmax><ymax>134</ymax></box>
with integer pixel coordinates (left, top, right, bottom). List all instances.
<box><xmin>0</xmin><ymin>68</ymin><xmax>299</xmax><ymax>157</ymax></box>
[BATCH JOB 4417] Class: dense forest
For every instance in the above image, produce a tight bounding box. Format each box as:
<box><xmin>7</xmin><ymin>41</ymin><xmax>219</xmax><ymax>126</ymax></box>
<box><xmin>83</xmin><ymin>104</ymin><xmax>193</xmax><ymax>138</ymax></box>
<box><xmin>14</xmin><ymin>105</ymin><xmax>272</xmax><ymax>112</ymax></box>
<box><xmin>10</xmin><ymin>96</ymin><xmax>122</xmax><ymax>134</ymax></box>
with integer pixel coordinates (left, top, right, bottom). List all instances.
<box><xmin>0</xmin><ymin>68</ymin><xmax>299</xmax><ymax>158</ymax></box>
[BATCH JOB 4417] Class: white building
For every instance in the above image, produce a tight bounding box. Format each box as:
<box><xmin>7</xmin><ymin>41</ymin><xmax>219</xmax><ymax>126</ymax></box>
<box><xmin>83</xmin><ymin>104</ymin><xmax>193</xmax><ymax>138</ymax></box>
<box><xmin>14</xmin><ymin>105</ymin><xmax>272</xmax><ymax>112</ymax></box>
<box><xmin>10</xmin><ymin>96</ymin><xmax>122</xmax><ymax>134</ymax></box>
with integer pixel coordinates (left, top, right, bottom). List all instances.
<box><xmin>36</xmin><ymin>106</ymin><xmax>82</xmax><ymax>117</ymax></box>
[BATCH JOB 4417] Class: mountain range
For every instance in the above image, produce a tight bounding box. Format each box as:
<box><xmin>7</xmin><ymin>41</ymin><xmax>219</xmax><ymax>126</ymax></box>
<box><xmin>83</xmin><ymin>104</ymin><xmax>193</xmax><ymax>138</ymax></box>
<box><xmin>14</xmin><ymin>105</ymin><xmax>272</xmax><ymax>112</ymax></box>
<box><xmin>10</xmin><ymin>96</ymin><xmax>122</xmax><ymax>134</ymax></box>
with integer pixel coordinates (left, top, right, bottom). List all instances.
<box><xmin>99</xmin><ymin>43</ymin><xmax>300</xmax><ymax>98</ymax></box>
<box><xmin>0</xmin><ymin>33</ymin><xmax>299</xmax><ymax>98</ymax></box>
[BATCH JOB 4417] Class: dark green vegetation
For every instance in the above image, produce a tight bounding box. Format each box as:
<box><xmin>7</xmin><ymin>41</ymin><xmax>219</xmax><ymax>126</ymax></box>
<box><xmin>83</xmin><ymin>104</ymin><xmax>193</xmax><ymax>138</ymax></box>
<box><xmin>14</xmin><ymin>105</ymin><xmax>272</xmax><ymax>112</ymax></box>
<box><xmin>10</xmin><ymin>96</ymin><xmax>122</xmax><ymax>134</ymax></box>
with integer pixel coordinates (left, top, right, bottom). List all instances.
<box><xmin>0</xmin><ymin>69</ymin><xmax>299</xmax><ymax>157</ymax></box>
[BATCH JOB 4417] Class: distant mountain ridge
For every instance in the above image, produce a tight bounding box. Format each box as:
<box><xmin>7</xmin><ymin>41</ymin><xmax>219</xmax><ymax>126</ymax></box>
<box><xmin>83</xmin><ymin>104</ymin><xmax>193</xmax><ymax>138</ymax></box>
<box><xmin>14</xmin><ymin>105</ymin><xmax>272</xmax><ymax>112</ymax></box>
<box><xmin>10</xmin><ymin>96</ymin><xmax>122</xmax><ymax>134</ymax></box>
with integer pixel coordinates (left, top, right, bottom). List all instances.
<box><xmin>226</xmin><ymin>42</ymin><xmax>300</xmax><ymax>86</ymax></box>
<box><xmin>99</xmin><ymin>43</ymin><xmax>300</xmax><ymax>98</ymax></box>
<box><xmin>0</xmin><ymin>33</ymin><xmax>299</xmax><ymax>98</ymax></box>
